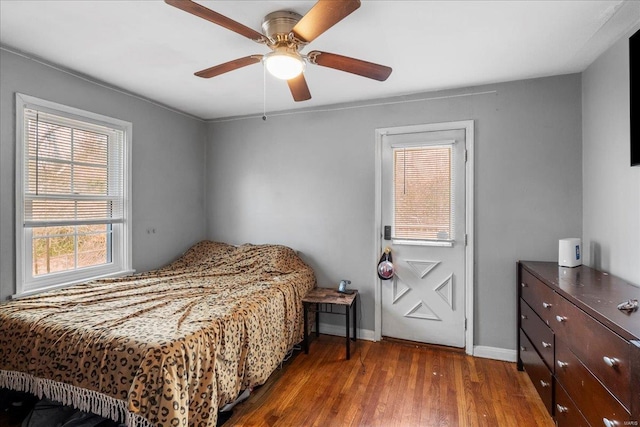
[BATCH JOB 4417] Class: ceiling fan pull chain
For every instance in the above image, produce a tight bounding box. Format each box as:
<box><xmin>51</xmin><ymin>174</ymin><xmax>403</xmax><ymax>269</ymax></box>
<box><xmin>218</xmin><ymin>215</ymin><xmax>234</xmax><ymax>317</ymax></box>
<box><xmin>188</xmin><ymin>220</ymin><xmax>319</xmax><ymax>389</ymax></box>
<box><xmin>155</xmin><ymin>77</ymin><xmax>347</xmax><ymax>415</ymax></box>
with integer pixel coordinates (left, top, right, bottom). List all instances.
<box><xmin>263</xmin><ymin>63</ymin><xmax>267</xmax><ymax>121</ymax></box>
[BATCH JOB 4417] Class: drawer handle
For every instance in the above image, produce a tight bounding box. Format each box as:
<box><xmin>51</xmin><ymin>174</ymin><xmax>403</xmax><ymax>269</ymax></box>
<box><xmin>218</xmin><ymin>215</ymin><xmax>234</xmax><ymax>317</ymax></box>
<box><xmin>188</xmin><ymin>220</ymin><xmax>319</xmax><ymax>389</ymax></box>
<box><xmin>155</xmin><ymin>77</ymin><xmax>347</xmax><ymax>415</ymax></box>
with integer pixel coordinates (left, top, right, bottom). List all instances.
<box><xmin>555</xmin><ymin>315</ymin><xmax>567</xmax><ymax>322</ymax></box>
<box><xmin>556</xmin><ymin>404</ymin><xmax>568</xmax><ymax>413</ymax></box>
<box><xmin>603</xmin><ymin>356</ymin><xmax>619</xmax><ymax>368</ymax></box>
<box><xmin>521</xmin><ymin>282</ymin><xmax>527</xmax><ymax>288</ymax></box>
<box><xmin>542</xmin><ymin>341</ymin><xmax>552</xmax><ymax>348</ymax></box>
<box><xmin>542</xmin><ymin>302</ymin><xmax>553</xmax><ymax>309</ymax></box>
<box><xmin>539</xmin><ymin>380</ymin><xmax>550</xmax><ymax>388</ymax></box>
<box><xmin>602</xmin><ymin>418</ymin><xmax>618</xmax><ymax>427</ymax></box>
<box><xmin>557</xmin><ymin>360</ymin><xmax>568</xmax><ymax>369</ymax></box>
<box><xmin>521</xmin><ymin>314</ymin><xmax>527</xmax><ymax>320</ymax></box>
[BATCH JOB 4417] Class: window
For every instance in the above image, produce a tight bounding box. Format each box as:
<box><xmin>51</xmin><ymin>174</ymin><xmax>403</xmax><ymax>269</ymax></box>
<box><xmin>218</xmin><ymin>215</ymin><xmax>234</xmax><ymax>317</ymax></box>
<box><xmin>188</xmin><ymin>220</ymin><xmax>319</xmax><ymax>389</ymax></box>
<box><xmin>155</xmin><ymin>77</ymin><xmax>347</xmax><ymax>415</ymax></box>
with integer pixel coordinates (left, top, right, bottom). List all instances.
<box><xmin>393</xmin><ymin>144</ymin><xmax>454</xmax><ymax>244</ymax></box>
<box><xmin>15</xmin><ymin>94</ymin><xmax>132</xmax><ymax>296</ymax></box>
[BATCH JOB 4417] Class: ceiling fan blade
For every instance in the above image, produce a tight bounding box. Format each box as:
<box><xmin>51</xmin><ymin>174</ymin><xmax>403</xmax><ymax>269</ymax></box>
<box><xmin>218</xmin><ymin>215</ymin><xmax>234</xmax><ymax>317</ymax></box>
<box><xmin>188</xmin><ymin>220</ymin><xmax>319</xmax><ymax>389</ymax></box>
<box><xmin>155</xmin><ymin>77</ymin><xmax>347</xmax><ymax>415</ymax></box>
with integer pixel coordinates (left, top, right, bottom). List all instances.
<box><xmin>195</xmin><ymin>55</ymin><xmax>262</xmax><ymax>78</ymax></box>
<box><xmin>308</xmin><ymin>51</ymin><xmax>392</xmax><ymax>81</ymax></box>
<box><xmin>165</xmin><ymin>0</ymin><xmax>267</xmax><ymax>43</ymax></box>
<box><xmin>291</xmin><ymin>0</ymin><xmax>361</xmax><ymax>43</ymax></box>
<box><xmin>288</xmin><ymin>74</ymin><xmax>312</xmax><ymax>102</ymax></box>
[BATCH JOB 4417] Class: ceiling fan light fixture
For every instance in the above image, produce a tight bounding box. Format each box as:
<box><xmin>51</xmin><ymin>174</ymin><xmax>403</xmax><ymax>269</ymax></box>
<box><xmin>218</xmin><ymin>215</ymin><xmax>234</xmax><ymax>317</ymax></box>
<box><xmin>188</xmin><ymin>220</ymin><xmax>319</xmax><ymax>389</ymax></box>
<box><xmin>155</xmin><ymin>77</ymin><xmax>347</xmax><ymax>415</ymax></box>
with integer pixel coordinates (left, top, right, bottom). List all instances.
<box><xmin>264</xmin><ymin>49</ymin><xmax>305</xmax><ymax>80</ymax></box>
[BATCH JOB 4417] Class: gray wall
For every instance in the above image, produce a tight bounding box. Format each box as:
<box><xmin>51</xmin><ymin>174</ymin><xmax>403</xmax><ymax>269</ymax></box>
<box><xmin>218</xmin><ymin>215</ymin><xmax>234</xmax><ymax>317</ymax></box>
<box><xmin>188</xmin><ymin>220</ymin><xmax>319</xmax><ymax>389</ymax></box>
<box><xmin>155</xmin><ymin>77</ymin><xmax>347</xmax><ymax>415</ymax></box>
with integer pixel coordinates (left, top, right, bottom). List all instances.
<box><xmin>206</xmin><ymin>74</ymin><xmax>583</xmax><ymax>350</ymax></box>
<box><xmin>0</xmin><ymin>49</ymin><xmax>208</xmax><ymax>300</ymax></box>
<box><xmin>582</xmin><ymin>24</ymin><xmax>640</xmax><ymax>286</ymax></box>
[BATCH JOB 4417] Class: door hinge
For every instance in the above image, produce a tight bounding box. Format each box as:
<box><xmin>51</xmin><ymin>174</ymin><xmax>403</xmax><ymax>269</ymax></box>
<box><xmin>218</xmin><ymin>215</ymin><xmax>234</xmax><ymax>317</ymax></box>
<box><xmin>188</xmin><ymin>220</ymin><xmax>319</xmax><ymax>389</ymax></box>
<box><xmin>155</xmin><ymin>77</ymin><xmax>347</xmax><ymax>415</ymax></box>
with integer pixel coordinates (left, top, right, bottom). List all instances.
<box><xmin>465</xmin><ymin>234</ymin><xmax>468</xmax><ymax>246</ymax></box>
<box><xmin>464</xmin><ymin>149</ymin><xmax>468</xmax><ymax>162</ymax></box>
<box><xmin>465</xmin><ymin>318</ymin><xmax>468</xmax><ymax>330</ymax></box>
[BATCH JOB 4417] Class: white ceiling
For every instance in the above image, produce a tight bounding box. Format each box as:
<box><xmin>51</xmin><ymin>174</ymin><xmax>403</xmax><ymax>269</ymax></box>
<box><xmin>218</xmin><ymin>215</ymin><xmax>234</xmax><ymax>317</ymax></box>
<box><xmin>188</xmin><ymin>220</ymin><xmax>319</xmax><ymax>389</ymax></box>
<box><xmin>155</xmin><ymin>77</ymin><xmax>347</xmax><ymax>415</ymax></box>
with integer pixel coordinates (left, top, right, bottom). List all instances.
<box><xmin>1</xmin><ymin>1</ymin><xmax>638</xmax><ymax>120</ymax></box>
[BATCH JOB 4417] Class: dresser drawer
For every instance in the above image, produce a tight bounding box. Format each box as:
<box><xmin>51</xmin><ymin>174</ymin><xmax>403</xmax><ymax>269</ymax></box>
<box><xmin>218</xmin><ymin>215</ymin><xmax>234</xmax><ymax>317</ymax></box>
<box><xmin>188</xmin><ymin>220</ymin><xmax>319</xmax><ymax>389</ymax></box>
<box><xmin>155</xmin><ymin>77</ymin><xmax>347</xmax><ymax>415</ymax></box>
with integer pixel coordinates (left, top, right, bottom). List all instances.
<box><xmin>520</xmin><ymin>299</ymin><xmax>554</xmax><ymax>370</ymax></box>
<box><xmin>555</xmin><ymin>339</ymin><xmax>631</xmax><ymax>427</ymax></box>
<box><xmin>520</xmin><ymin>329</ymin><xmax>553</xmax><ymax>415</ymax></box>
<box><xmin>554</xmin><ymin>380</ymin><xmax>589</xmax><ymax>427</ymax></box>
<box><xmin>631</xmin><ymin>341</ymin><xmax>640</xmax><ymax>418</ymax></box>
<box><xmin>520</xmin><ymin>269</ymin><xmax>558</xmax><ymax>325</ymax></box>
<box><xmin>554</xmin><ymin>295</ymin><xmax>632</xmax><ymax>410</ymax></box>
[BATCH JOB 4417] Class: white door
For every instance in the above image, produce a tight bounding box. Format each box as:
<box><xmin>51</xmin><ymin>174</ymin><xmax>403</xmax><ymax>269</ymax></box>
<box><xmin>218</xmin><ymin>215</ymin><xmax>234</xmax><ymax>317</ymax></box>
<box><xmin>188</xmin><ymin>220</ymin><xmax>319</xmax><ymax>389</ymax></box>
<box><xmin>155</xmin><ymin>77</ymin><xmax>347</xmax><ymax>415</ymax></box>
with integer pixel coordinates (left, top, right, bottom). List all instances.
<box><xmin>378</xmin><ymin>123</ymin><xmax>469</xmax><ymax>348</ymax></box>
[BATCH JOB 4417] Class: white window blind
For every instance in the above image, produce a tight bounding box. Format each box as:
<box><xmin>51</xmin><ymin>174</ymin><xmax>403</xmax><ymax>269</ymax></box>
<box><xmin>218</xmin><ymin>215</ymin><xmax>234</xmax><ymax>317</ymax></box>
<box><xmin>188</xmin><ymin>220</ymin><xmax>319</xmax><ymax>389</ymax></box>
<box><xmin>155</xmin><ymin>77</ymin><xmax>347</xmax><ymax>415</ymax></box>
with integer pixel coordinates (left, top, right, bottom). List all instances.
<box><xmin>393</xmin><ymin>145</ymin><xmax>454</xmax><ymax>242</ymax></box>
<box><xmin>23</xmin><ymin>109</ymin><xmax>124</xmax><ymax>228</ymax></box>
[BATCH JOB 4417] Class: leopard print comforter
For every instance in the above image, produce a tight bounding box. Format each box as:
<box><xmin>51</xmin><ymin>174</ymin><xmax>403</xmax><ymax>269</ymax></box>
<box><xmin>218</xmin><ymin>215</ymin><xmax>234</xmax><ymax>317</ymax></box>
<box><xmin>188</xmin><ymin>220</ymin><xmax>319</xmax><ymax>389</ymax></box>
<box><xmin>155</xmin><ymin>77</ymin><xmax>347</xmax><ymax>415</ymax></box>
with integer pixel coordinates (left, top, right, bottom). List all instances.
<box><xmin>0</xmin><ymin>242</ymin><xmax>316</xmax><ymax>427</ymax></box>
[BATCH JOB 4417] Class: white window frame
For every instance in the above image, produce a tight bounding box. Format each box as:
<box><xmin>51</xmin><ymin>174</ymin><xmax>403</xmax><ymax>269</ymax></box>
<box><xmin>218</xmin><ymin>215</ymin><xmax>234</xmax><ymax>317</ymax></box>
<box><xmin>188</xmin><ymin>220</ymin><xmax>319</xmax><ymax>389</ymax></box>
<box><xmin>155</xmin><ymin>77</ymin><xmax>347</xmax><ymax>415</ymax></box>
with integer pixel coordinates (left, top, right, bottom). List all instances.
<box><xmin>15</xmin><ymin>93</ymin><xmax>133</xmax><ymax>297</ymax></box>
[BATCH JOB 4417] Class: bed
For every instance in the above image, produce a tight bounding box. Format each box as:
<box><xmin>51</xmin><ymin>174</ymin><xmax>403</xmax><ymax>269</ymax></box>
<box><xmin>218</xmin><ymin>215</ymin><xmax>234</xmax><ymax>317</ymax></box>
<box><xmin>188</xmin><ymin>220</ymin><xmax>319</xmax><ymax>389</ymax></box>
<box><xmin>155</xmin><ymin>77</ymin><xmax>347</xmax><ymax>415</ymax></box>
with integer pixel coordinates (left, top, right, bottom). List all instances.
<box><xmin>0</xmin><ymin>241</ymin><xmax>316</xmax><ymax>427</ymax></box>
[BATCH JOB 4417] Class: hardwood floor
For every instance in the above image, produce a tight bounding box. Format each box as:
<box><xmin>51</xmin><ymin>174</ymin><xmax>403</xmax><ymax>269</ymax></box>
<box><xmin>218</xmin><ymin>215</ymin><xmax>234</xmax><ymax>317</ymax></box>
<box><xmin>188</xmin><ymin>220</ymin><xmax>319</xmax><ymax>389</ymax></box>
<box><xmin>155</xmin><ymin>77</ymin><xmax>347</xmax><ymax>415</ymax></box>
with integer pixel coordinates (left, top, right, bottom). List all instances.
<box><xmin>225</xmin><ymin>335</ymin><xmax>555</xmax><ymax>427</ymax></box>
<box><xmin>1</xmin><ymin>335</ymin><xmax>554</xmax><ymax>427</ymax></box>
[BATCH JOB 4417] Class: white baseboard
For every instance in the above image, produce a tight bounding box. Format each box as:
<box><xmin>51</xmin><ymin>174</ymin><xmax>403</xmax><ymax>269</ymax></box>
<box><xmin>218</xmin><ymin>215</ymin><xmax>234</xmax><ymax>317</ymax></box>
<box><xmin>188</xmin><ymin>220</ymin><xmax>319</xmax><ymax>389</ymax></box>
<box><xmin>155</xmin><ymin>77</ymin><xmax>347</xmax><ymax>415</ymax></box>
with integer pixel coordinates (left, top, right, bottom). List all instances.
<box><xmin>473</xmin><ymin>345</ymin><xmax>517</xmax><ymax>362</ymax></box>
<box><xmin>315</xmin><ymin>322</ymin><xmax>376</xmax><ymax>341</ymax></box>
<box><xmin>312</xmin><ymin>327</ymin><xmax>516</xmax><ymax>361</ymax></box>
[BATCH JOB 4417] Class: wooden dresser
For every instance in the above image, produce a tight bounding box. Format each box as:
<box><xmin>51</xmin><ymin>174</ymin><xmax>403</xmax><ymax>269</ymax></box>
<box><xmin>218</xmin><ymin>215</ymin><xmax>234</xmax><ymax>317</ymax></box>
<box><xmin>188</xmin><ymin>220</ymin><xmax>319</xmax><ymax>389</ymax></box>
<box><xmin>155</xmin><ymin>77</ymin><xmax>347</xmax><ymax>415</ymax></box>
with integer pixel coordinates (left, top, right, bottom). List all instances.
<box><xmin>517</xmin><ymin>261</ymin><xmax>640</xmax><ymax>427</ymax></box>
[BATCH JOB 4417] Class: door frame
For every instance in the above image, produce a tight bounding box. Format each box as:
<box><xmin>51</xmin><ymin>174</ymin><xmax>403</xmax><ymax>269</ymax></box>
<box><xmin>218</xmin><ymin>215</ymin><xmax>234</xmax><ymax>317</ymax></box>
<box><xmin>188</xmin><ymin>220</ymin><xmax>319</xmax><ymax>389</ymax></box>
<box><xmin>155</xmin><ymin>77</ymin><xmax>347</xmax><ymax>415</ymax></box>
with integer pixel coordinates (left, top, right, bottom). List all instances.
<box><xmin>374</xmin><ymin>120</ymin><xmax>475</xmax><ymax>355</ymax></box>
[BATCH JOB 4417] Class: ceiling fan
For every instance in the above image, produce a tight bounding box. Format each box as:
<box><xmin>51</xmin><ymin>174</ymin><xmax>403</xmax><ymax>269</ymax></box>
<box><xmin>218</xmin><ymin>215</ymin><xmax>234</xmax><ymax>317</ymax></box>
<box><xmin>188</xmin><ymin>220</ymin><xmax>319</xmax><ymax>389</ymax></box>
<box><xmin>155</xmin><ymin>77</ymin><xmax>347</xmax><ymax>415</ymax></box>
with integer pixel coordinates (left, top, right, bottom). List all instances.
<box><xmin>165</xmin><ymin>0</ymin><xmax>392</xmax><ymax>102</ymax></box>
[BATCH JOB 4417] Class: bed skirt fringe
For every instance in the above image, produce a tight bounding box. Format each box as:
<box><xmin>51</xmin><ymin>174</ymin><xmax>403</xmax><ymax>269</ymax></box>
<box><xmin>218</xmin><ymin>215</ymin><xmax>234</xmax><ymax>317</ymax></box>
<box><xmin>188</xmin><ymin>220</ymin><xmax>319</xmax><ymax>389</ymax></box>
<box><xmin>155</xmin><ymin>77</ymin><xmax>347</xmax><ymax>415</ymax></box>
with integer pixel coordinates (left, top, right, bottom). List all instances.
<box><xmin>0</xmin><ymin>370</ymin><xmax>154</xmax><ymax>427</ymax></box>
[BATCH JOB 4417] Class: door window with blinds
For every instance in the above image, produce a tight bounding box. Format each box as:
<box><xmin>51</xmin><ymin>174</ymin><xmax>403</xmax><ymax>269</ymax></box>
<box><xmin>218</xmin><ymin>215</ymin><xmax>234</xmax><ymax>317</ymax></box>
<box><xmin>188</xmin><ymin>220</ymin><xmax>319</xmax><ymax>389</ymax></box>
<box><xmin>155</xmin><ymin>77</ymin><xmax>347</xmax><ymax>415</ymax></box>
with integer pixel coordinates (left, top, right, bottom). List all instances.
<box><xmin>16</xmin><ymin>94</ymin><xmax>132</xmax><ymax>295</ymax></box>
<box><xmin>393</xmin><ymin>143</ymin><xmax>455</xmax><ymax>246</ymax></box>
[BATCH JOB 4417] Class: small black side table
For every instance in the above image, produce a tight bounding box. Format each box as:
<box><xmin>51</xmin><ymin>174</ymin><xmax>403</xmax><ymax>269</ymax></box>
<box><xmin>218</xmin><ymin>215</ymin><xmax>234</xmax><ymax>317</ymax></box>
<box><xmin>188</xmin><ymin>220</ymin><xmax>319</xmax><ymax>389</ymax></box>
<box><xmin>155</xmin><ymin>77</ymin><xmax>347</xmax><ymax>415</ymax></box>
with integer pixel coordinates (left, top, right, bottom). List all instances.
<box><xmin>302</xmin><ymin>287</ymin><xmax>358</xmax><ymax>360</ymax></box>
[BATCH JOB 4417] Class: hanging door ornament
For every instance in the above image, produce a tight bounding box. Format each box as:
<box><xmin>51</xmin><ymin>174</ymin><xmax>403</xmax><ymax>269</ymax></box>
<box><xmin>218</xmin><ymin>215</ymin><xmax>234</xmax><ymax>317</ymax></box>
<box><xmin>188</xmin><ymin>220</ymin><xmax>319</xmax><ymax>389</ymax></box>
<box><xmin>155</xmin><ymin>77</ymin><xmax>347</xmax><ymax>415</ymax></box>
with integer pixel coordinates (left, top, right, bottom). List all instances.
<box><xmin>377</xmin><ymin>247</ymin><xmax>395</xmax><ymax>280</ymax></box>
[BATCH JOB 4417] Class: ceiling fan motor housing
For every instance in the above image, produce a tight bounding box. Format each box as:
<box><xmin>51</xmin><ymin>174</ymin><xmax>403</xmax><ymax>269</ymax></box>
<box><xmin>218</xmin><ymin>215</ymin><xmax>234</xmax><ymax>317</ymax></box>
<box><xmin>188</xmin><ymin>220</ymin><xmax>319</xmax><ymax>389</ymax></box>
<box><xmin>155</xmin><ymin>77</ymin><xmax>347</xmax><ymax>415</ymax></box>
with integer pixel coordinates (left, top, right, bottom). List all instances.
<box><xmin>262</xmin><ymin>11</ymin><xmax>302</xmax><ymax>44</ymax></box>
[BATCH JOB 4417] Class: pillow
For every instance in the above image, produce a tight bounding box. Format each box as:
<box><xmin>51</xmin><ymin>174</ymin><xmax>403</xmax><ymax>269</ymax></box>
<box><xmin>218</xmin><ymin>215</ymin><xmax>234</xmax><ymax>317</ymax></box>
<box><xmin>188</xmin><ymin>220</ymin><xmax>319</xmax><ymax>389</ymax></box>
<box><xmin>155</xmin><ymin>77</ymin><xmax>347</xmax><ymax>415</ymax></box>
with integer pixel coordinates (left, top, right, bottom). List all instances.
<box><xmin>235</xmin><ymin>244</ymin><xmax>304</xmax><ymax>274</ymax></box>
<box><xmin>169</xmin><ymin>241</ymin><xmax>236</xmax><ymax>269</ymax></box>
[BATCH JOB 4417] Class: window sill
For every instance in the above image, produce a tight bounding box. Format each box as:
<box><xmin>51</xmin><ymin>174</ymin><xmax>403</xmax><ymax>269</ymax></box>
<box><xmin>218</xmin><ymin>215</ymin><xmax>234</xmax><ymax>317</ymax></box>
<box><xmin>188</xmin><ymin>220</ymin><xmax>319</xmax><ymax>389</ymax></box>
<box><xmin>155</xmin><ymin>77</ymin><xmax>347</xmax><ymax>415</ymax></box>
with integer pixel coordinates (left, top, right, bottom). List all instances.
<box><xmin>12</xmin><ymin>269</ymin><xmax>136</xmax><ymax>299</ymax></box>
<box><xmin>392</xmin><ymin>239</ymin><xmax>454</xmax><ymax>247</ymax></box>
